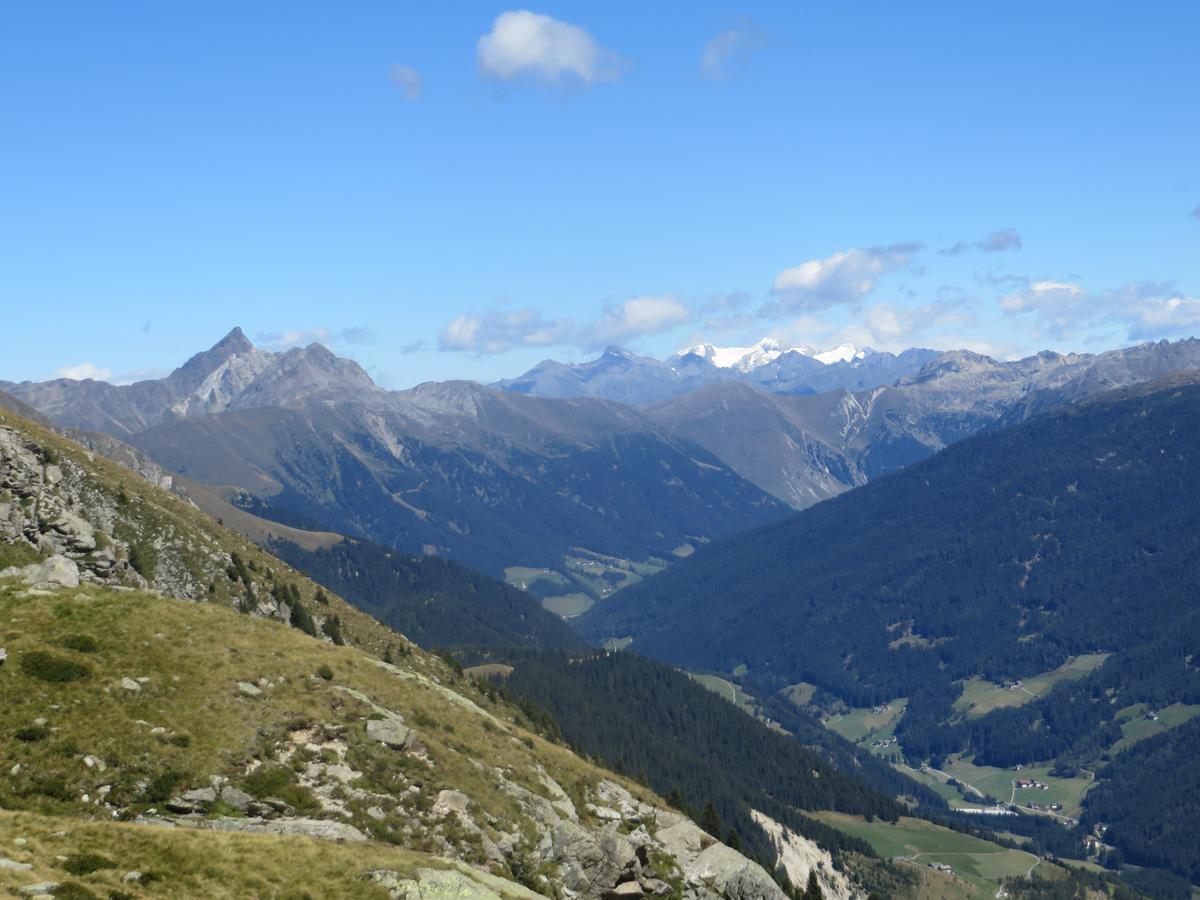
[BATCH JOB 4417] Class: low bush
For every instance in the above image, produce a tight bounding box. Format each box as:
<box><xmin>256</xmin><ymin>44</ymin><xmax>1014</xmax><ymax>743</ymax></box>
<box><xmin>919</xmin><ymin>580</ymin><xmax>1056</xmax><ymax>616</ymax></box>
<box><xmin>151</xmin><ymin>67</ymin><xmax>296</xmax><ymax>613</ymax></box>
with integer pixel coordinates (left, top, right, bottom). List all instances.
<box><xmin>62</xmin><ymin>851</ymin><xmax>116</xmax><ymax>876</ymax></box>
<box><xmin>15</xmin><ymin>725</ymin><xmax>50</xmax><ymax>742</ymax></box>
<box><xmin>60</xmin><ymin>634</ymin><xmax>99</xmax><ymax>653</ymax></box>
<box><xmin>19</xmin><ymin>650</ymin><xmax>90</xmax><ymax>683</ymax></box>
<box><xmin>141</xmin><ymin>769</ymin><xmax>189</xmax><ymax>804</ymax></box>
<box><xmin>315</xmin><ymin>664</ymin><xmax>334</xmax><ymax>681</ymax></box>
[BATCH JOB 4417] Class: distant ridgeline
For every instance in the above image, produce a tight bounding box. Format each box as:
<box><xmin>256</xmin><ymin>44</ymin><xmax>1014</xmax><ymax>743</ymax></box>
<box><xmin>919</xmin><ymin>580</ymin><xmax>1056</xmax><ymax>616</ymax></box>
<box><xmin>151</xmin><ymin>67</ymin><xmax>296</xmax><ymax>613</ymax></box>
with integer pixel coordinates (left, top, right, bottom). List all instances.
<box><xmin>580</xmin><ymin>375</ymin><xmax>1200</xmax><ymax>884</ymax></box>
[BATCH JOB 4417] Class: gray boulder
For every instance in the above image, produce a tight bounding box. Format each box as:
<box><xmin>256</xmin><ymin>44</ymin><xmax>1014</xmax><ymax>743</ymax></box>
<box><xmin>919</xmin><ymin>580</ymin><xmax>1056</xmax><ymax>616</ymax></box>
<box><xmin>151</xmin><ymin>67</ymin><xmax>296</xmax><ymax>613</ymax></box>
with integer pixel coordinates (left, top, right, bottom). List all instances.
<box><xmin>18</xmin><ymin>555</ymin><xmax>80</xmax><ymax>588</ymax></box>
<box><xmin>219</xmin><ymin>786</ymin><xmax>253</xmax><ymax>812</ymax></box>
<box><xmin>367</xmin><ymin>717</ymin><xmax>414</xmax><ymax>750</ymax></box>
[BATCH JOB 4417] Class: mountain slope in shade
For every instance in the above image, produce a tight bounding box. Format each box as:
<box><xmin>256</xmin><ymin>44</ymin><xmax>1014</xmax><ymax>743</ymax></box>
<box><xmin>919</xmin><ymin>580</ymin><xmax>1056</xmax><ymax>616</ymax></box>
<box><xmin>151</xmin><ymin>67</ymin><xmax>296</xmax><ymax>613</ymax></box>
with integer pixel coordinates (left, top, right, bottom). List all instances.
<box><xmin>584</xmin><ymin>373</ymin><xmax>1200</xmax><ymax>681</ymax></box>
<box><xmin>125</xmin><ymin>378</ymin><xmax>787</xmax><ymax>579</ymax></box>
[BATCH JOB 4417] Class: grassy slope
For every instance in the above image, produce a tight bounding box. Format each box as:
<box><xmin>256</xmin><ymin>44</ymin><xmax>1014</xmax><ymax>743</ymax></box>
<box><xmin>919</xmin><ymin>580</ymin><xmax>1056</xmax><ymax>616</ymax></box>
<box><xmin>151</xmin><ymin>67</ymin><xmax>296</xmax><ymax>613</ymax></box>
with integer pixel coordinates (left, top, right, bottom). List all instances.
<box><xmin>811</xmin><ymin>813</ymin><xmax>1040</xmax><ymax>898</ymax></box>
<box><xmin>0</xmin><ymin>809</ymin><xmax>517</xmax><ymax>900</ymax></box>
<box><xmin>953</xmin><ymin>654</ymin><xmax>1110</xmax><ymax>718</ymax></box>
<box><xmin>0</xmin><ymin>579</ymin><xmax>659</xmax><ymax>895</ymax></box>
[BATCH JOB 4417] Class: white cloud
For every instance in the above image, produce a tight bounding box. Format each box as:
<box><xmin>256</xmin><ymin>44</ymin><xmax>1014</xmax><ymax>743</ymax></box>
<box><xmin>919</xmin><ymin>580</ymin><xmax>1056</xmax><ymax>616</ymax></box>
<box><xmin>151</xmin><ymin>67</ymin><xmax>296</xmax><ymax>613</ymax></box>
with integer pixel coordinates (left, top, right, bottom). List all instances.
<box><xmin>55</xmin><ymin>362</ymin><xmax>113</xmax><ymax>382</ymax></box>
<box><xmin>765</xmin><ymin>244</ymin><xmax>920</xmax><ymax>315</ymax></box>
<box><xmin>439</xmin><ymin>306</ymin><xmax>572</xmax><ymax>354</ymax></box>
<box><xmin>389</xmin><ymin>64</ymin><xmax>422</xmax><ymax>101</ymax></box>
<box><xmin>477</xmin><ymin>11</ymin><xmax>620</xmax><ymax>85</ymax></box>
<box><xmin>998</xmin><ymin>280</ymin><xmax>1091</xmax><ymax>339</ymax></box>
<box><xmin>700</xmin><ymin>24</ymin><xmax>763</xmax><ymax>80</ymax></box>
<box><xmin>254</xmin><ymin>327</ymin><xmax>374</xmax><ymax>350</ymax></box>
<box><xmin>999</xmin><ymin>278</ymin><xmax>1200</xmax><ymax>343</ymax></box>
<box><xmin>579</xmin><ymin>295</ymin><xmax>694</xmax><ymax>349</ymax></box>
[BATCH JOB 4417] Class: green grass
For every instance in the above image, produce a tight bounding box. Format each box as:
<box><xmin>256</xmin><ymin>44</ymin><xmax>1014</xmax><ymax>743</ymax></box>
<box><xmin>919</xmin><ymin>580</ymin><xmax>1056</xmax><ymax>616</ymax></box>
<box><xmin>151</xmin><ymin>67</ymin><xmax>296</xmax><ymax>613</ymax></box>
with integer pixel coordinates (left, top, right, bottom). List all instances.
<box><xmin>541</xmin><ymin>593</ymin><xmax>594</xmax><ymax>617</ymax></box>
<box><xmin>503</xmin><ymin>566</ymin><xmax>569</xmax><ymax>591</ymax></box>
<box><xmin>1111</xmin><ymin>702</ymin><xmax>1200</xmax><ymax>753</ymax></box>
<box><xmin>812</xmin><ymin>812</ymin><xmax>1039</xmax><ymax>897</ymax></box>
<box><xmin>690</xmin><ymin>674</ymin><xmax>758</xmax><ymax>717</ymax></box>
<box><xmin>0</xmin><ymin>808</ymin><xmax>536</xmax><ymax>899</ymax></box>
<box><xmin>780</xmin><ymin>682</ymin><xmax>816</xmax><ymax>708</ymax></box>
<box><xmin>940</xmin><ymin>758</ymin><xmax>1091</xmax><ymax>818</ymax></box>
<box><xmin>893</xmin><ymin>764</ymin><xmax>978</xmax><ymax>808</ymax></box>
<box><xmin>823</xmin><ymin>698</ymin><xmax>907</xmax><ymax>747</ymax></box>
<box><xmin>0</xmin><ymin>576</ymin><xmax>668</xmax><ymax>889</ymax></box>
<box><xmin>464</xmin><ymin>663</ymin><xmax>514</xmax><ymax>679</ymax></box>
<box><xmin>953</xmin><ymin>654</ymin><xmax>1109</xmax><ymax>718</ymax></box>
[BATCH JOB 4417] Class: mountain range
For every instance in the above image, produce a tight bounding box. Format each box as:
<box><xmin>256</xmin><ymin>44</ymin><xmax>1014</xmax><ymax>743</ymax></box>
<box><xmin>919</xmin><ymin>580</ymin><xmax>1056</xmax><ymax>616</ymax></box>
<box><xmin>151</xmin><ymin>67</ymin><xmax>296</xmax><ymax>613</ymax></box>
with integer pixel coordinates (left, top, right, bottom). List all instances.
<box><xmin>492</xmin><ymin>338</ymin><xmax>941</xmax><ymax>406</ymax></box>
<box><xmin>1</xmin><ymin>330</ymin><xmax>788</xmax><ymax>593</ymax></box>
<box><xmin>7</xmin><ymin>330</ymin><xmax>1200</xmax><ymax>584</ymax></box>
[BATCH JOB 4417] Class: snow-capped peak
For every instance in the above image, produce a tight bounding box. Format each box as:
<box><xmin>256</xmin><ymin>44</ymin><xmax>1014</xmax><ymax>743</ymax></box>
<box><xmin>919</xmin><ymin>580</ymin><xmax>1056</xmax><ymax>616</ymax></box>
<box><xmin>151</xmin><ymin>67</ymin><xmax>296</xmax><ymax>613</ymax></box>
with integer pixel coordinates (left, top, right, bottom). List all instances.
<box><xmin>676</xmin><ymin>337</ymin><xmax>873</xmax><ymax>370</ymax></box>
<box><xmin>813</xmin><ymin>343</ymin><xmax>870</xmax><ymax>365</ymax></box>
<box><xmin>678</xmin><ymin>338</ymin><xmax>787</xmax><ymax>372</ymax></box>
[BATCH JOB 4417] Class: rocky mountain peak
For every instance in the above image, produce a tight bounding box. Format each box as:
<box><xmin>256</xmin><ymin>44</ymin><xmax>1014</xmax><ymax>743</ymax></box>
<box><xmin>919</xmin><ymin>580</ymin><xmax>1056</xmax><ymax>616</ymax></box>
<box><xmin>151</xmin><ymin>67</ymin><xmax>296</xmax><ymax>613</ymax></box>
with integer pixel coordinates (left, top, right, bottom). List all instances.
<box><xmin>168</xmin><ymin>326</ymin><xmax>262</xmax><ymax>394</ymax></box>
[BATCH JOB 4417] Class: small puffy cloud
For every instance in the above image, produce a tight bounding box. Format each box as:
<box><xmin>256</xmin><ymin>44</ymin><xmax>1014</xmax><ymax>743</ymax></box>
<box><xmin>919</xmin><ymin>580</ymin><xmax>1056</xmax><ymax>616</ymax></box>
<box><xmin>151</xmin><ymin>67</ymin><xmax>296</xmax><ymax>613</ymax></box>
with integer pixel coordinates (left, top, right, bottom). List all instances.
<box><xmin>940</xmin><ymin>228</ymin><xmax>1022</xmax><ymax>256</ymax></box>
<box><xmin>439</xmin><ymin>306</ymin><xmax>572</xmax><ymax>354</ymax></box>
<box><xmin>55</xmin><ymin>362</ymin><xmax>113</xmax><ymax>382</ymax></box>
<box><xmin>255</xmin><ymin>327</ymin><xmax>375</xmax><ymax>350</ymax></box>
<box><xmin>999</xmin><ymin>279</ymin><xmax>1085</xmax><ymax>314</ymax></box>
<box><xmin>398</xmin><ymin>339</ymin><xmax>427</xmax><ymax>354</ymax></box>
<box><xmin>700</xmin><ymin>24</ymin><xmax>764</xmax><ymax>80</ymax></box>
<box><xmin>389</xmin><ymin>64</ymin><xmax>422</xmax><ymax>101</ymax></box>
<box><xmin>579</xmin><ymin>295</ymin><xmax>694</xmax><ymax>349</ymax></box>
<box><xmin>111</xmin><ymin>367</ymin><xmax>170</xmax><ymax>386</ymax></box>
<box><xmin>477</xmin><ymin>11</ymin><xmax>620</xmax><ymax>85</ymax></box>
<box><xmin>998</xmin><ymin>279</ymin><xmax>1089</xmax><ymax>339</ymax></box>
<box><xmin>765</xmin><ymin>243</ymin><xmax>920</xmax><ymax>315</ymax></box>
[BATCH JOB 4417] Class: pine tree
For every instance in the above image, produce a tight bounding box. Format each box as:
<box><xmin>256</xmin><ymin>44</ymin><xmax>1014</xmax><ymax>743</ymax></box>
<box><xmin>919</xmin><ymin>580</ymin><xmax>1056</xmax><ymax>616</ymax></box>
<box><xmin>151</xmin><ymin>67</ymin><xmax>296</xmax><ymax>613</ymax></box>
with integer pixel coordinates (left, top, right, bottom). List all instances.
<box><xmin>803</xmin><ymin>870</ymin><xmax>824</xmax><ymax>900</ymax></box>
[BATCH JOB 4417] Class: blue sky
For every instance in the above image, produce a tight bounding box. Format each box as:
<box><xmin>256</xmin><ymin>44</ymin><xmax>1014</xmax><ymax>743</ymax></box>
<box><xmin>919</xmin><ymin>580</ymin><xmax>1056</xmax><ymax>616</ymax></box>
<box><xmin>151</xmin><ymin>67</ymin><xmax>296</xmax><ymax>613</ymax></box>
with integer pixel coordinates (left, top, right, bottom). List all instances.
<box><xmin>2</xmin><ymin>1</ymin><xmax>1198</xmax><ymax>388</ymax></box>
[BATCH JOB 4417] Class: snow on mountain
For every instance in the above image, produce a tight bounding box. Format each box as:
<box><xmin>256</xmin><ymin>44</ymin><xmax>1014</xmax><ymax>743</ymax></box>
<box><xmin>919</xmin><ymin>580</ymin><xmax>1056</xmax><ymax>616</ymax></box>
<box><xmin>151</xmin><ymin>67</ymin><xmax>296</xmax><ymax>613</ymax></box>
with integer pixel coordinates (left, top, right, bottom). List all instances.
<box><xmin>676</xmin><ymin>338</ymin><xmax>870</xmax><ymax>370</ymax></box>
<box><xmin>813</xmin><ymin>343</ymin><xmax>871</xmax><ymax>365</ymax></box>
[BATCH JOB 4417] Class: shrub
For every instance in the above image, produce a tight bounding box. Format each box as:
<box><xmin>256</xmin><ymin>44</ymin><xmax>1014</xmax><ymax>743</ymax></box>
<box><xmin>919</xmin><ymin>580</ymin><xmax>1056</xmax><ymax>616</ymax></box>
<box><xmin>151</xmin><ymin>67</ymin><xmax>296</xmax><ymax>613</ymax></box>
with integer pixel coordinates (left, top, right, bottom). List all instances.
<box><xmin>15</xmin><ymin>725</ymin><xmax>50</xmax><ymax>742</ymax></box>
<box><xmin>60</xmin><ymin>634</ymin><xmax>99</xmax><ymax>653</ymax></box>
<box><xmin>27</xmin><ymin>775</ymin><xmax>73</xmax><ymax>802</ymax></box>
<box><xmin>316</xmin><ymin>664</ymin><xmax>334</xmax><ymax>681</ymax></box>
<box><xmin>141</xmin><ymin>769</ymin><xmax>188</xmax><ymax>804</ymax></box>
<box><xmin>20</xmin><ymin>651</ymin><xmax>90</xmax><ymax>683</ymax></box>
<box><xmin>289</xmin><ymin>598</ymin><xmax>317</xmax><ymax>637</ymax></box>
<box><xmin>51</xmin><ymin>884</ymin><xmax>98</xmax><ymax>900</ymax></box>
<box><xmin>321</xmin><ymin>615</ymin><xmax>344</xmax><ymax>645</ymax></box>
<box><xmin>127</xmin><ymin>542</ymin><xmax>156</xmax><ymax>580</ymax></box>
<box><xmin>241</xmin><ymin>764</ymin><xmax>318</xmax><ymax>812</ymax></box>
<box><xmin>62</xmin><ymin>852</ymin><xmax>115</xmax><ymax>876</ymax></box>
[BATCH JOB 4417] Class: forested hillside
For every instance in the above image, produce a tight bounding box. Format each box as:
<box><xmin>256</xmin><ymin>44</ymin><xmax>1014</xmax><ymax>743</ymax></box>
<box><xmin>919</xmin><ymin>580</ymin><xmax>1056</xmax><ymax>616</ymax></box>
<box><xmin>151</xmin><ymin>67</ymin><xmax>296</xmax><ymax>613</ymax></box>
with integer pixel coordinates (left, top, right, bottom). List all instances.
<box><xmin>270</xmin><ymin>537</ymin><xmax>586</xmax><ymax>652</ymax></box>
<box><xmin>493</xmin><ymin>652</ymin><xmax>924</xmax><ymax>873</ymax></box>
<box><xmin>580</xmin><ymin>375</ymin><xmax>1200</xmax><ymax>884</ymax></box>
<box><xmin>1083</xmin><ymin>718</ymin><xmax>1200</xmax><ymax>883</ymax></box>
<box><xmin>582</xmin><ymin>374</ymin><xmax>1200</xmax><ymax>704</ymax></box>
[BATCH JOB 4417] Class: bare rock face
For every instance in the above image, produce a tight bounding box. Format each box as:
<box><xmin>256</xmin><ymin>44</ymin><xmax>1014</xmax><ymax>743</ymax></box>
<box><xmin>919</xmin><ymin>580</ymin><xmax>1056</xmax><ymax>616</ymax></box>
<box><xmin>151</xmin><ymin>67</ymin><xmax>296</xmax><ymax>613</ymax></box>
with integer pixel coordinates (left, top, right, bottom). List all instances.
<box><xmin>1</xmin><ymin>555</ymin><xmax>80</xmax><ymax>588</ymax></box>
